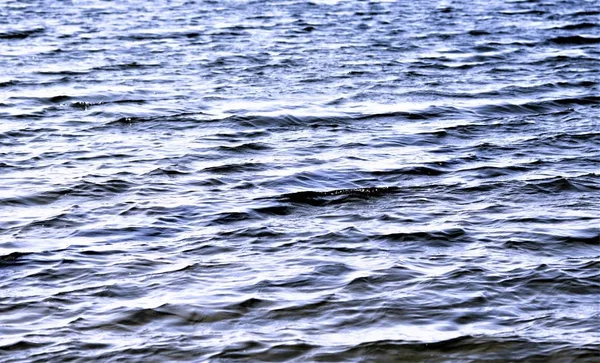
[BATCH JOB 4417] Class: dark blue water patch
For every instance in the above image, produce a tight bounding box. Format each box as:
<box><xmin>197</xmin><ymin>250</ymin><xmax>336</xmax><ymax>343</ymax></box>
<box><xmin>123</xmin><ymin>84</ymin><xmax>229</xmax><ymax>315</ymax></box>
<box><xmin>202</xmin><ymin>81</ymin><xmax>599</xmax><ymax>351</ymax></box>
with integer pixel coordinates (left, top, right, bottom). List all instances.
<box><xmin>0</xmin><ymin>28</ymin><xmax>45</xmax><ymax>40</ymax></box>
<box><xmin>313</xmin><ymin>337</ymin><xmax>600</xmax><ymax>362</ymax></box>
<box><xmin>274</xmin><ymin>186</ymin><xmax>402</xmax><ymax>207</ymax></box>
<box><xmin>0</xmin><ymin>252</ymin><xmax>35</xmax><ymax>267</ymax></box>
<box><xmin>547</xmin><ymin>35</ymin><xmax>600</xmax><ymax>45</ymax></box>
<box><xmin>217</xmin><ymin>142</ymin><xmax>272</xmax><ymax>153</ymax></box>
<box><xmin>474</xmin><ymin>97</ymin><xmax>599</xmax><ymax>116</ymax></box>
<box><xmin>563</xmin><ymin>10</ymin><xmax>600</xmax><ymax>18</ymax></box>
<box><xmin>201</xmin><ymin>161</ymin><xmax>265</xmax><ymax>175</ymax></box>
<box><xmin>0</xmin><ymin>80</ymin><xmax>22</xmax><ymax>88</ymax></box>
<box><xmin>372</xmin><ymin>227</ymin><xmax>468</xmax><ymax>244</ymax></box>
<box><xmin>35</xmin><ymin>69</ymin><xmax>89</xmax><ymax>76</ymax></box>
<box><xmin>552</xmin><ymin>22</ymin><xmax>598</xmax><ymax>30</ymax></box>
<box><xmin>356</xmin><ymin>106</ymin><xmax>468</xmax><ymax>121</ymax></box>
<box><xmin>91</xmin><ymin>62</ymin><xmax>162</xmax><ymax>71</ymax></box>
<box><xmin>521</xmin><ymin>175</ymin><xmax>599</xmax><ymax>193</ymax></box>
<box><xmin>144</xmin><ymin>167</ymin><xmax>191</xmax><ymax>178</ymax></box>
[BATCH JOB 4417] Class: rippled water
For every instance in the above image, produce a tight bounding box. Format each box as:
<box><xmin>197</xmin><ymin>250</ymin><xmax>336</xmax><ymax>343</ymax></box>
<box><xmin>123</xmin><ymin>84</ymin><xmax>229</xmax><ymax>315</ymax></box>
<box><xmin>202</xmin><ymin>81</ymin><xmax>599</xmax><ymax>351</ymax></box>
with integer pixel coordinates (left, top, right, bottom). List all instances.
<box><xmin>1</xmin><ymin>0</ymin><xmax>599</xmax><ymax>361</ymax></box>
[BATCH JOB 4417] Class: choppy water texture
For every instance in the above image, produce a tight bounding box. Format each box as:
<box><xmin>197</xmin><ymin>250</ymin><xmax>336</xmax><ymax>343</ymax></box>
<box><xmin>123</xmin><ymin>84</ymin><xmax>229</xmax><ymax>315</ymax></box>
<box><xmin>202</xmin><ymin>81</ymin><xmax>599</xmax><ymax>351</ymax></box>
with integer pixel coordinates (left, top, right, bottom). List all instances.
<box><xmin>1</xmin><ymin>0</ymin><xmax>599</xmax><ymax>361</ymax></box>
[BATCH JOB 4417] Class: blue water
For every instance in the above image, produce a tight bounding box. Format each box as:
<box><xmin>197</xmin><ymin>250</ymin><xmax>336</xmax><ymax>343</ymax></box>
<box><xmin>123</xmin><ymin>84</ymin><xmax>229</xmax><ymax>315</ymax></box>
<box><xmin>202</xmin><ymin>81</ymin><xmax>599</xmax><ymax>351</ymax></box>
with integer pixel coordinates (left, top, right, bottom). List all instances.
<box><xmin>1</xmin><ymin>0</ymin><xmax>599</xmax><ymax>361</ymax></box>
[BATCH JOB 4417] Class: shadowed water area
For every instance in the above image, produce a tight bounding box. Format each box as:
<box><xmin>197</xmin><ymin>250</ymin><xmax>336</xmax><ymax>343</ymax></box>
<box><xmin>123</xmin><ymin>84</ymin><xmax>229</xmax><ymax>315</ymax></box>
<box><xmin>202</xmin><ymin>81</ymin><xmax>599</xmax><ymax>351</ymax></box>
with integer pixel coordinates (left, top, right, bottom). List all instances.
<box><xmin>1</xmin><ymin>0</ymin><xmax>599</xmax><ymax>361</ymax></box>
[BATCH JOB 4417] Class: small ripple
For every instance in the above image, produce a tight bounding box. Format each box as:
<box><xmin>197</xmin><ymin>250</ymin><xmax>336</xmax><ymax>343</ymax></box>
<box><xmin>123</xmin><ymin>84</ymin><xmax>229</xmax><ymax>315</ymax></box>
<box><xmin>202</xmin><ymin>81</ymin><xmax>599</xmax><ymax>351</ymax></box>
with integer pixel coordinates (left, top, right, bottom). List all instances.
<box><xmin>214</xmin><ymin>342</ymin><xmax>316</xmax><ymax>361</ymax></box>
<box><xmin>0</xmin><ymin>28</ymin><xmax>45</xmax><ymax>40</ymax></box>
<box><xmin>372</xmin><ymin>227</ymin><xmax>469</xmax><ymax>246</ymax></box>
<box><xmin>552</xmin><ymin>22</ymin><xmax>598</xmax><ymax>30</ymax></box>
<box><xmin>0</xmin><ymin>178</ymin><xmax>136</xmax><ymax>207</ymax></box>
<box><xmin>277</xmin><ymin>187</ymin><xmax>401</xmax><ymax>207</ymax></box>
<box><xmin>217</xmin><ymin>142</ymin><xmax>272</xmax><ymax>153</ymax></box>
<box><xmin>547</xmin><ymin>35</ymin><xmax>600</xmax><ymax>45</ymax></box>
<box><xmin>313</xmin><ymin>337</ymin><xmax>599</xmax><ymax>362</ymax></box>
<box><xmin>202</xmin><ymin>162</ymin><xmax>264</xmax><ymax>174</ymax></box>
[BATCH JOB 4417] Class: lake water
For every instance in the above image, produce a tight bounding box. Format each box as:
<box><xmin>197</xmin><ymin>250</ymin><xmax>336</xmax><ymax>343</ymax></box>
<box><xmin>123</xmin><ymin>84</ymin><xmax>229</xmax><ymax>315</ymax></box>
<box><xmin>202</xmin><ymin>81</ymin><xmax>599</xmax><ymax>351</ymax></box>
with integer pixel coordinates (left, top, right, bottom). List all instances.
<box><xmin>1</xmin><ymin>0</ymin><xmax>599</xmax><ymax>361</ymax></box>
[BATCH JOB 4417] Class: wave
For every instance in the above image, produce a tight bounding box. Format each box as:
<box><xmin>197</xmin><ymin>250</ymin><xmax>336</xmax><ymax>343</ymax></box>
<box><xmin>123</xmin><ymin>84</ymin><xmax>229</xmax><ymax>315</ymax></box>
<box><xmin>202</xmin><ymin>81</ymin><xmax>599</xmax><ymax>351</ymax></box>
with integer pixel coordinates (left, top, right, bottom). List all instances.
<box><xmin>313</xmin><ymin>336</ymin><xmax>600</xmax><ymax>362</ymax></box>
<box><xmin>0</xmin><ymin>178</ymin><xmax>136</xmax><ymax>207</ymax></box>
<box><xmin>547</xmin><ymin>35</ymin><xmax>600</xmax><ymax>45</ymax></box>
<box><xmin>0</xmin><ymin>28</ymin><xmax>45</xmax><ymax>40</ymax></box>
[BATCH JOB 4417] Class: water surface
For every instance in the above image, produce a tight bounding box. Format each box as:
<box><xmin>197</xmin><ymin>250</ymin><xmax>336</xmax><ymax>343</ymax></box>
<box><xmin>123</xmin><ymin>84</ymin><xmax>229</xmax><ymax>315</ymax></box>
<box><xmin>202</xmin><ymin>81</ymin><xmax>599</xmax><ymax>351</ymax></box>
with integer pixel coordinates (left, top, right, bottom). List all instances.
<box><xmin>1</xmin><ymin>0</ymin><xmax>599</xmax><ymax>361</ymax></box>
